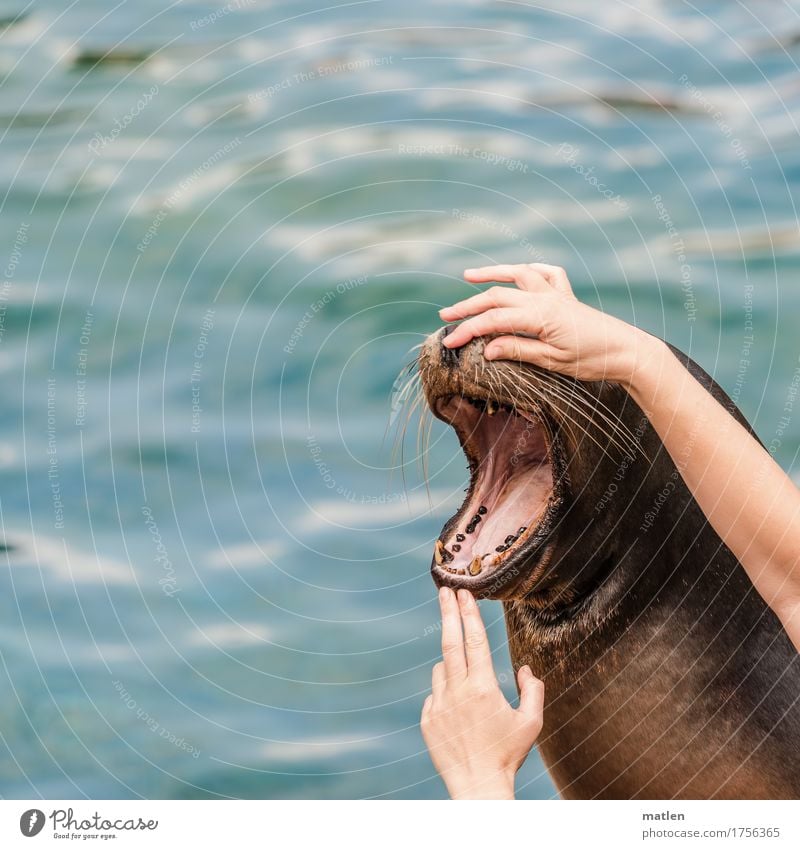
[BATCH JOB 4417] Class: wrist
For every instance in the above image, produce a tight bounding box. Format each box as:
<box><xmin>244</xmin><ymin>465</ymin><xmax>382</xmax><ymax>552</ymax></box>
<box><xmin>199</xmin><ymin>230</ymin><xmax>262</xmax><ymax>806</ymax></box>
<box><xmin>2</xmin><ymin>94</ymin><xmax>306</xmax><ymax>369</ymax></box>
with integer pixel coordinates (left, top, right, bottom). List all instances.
<box><xmin>621</xmin><ymin>332</ymin><xmax>669</xmax><ymax>404</ymax></box>
<box><xmin>444</xmin><ymin>769</ymin><xmax>516</xmax><ymax>800</ymax></box>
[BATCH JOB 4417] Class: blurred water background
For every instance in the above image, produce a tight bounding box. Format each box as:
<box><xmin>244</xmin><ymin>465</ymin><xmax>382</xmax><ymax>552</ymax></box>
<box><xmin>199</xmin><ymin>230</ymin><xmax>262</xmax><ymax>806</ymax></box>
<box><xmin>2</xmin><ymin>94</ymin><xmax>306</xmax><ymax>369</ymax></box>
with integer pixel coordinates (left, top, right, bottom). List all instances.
<box><xmin>0</xmin><ymin>0</ymin><xmax>799</xmax><ymax>799</ymax></box>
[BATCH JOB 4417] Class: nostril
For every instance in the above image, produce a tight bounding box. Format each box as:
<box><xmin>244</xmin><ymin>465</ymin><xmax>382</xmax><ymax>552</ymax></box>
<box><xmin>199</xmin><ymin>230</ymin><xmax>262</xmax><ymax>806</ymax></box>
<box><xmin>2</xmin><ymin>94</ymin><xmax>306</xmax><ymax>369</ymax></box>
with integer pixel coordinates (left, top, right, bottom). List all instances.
<box><xmin>441</xmin><ymin>325</ymin><xmax>460</xmax><ymax>367</ymax></box>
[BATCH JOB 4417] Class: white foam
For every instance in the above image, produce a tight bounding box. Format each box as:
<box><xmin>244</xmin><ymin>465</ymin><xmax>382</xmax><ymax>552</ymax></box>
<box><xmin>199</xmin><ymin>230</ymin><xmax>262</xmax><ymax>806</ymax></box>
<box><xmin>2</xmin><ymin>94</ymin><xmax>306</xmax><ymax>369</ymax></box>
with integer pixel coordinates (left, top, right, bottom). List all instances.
<box><xmin>189</xmin><ymin>621</ymin><xmax>271</xmax><ymax>647</ymax></box>
<box><xmin>206</xmin><ymin>539</ymin><xmax>287</xmax><ymax>568</ymax></box>
<box><xmin>6</xmin><ymin>532</ymin><xmax>134</xmax><ymax>585</ymax></box>
<box><xmin>295</xmin><ymin>487</ymin><xmax>459</xmax><ymax>532</ymax></box>
<box><xmin>261</xmin><ymin>734</ymin><xmax>380</xmax><ymax>763</ymax></box>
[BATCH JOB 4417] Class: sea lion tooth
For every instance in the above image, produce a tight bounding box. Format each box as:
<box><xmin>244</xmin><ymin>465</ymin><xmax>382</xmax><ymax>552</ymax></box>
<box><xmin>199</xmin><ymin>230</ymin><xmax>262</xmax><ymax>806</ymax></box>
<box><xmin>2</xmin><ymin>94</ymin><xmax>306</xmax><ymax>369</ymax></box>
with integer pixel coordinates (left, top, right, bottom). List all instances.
<box><xmin>505</xmin><ymin>535</ymin><xmax>516</xmax><ymax>544</ymax></box>
<box><xmin>517</xmin><ymin>526</ymin><xmax>527</xmax><ymax>535</ymax></box>
<box><xmin>452</xmin><ymin>544</ymin><xmax>461</xmax><ymax>552</ymax></box>
<box><xmin>486</xmin><ymin>400</ymin><xmax>498</xmax><ymax>416</ymax></box>
<box><xmin>495</xmin><ymin>544</ymin><xmax>507</xmax><ymax>552</ymax></box>
<box><xmin>434</xmin><ymin>540</ymin><xmax>445</xmax><ymax>565</ymax></box>
<box><xmin>478</xmin><ymin>505</ymin><xmax>487</xmax><ymax>515</ymax></box>
<box><xmin>469</xmin><ymin>557</ymin><xmax>482</xmax><ymax>576</ymax></box>
<box><xmin>456</xmin><ymin>534</ymin><xmax>465</xmax><ymax>542</ymax></box>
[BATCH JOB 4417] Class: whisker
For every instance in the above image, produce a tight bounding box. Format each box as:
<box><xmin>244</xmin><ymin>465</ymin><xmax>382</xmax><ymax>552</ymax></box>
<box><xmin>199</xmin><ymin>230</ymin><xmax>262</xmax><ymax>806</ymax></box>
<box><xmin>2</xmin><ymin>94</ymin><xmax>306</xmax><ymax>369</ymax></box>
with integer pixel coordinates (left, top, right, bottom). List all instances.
<box><xmin>506</xmin><ymin>374</ymin><xmax>625</xmax><ymax>462</ymax></box>
<box><xmin>549</xmin><ymin>375</ymin><xmax>647</xmax><ymax>460</ymax></box>
<box><xmin>386</xmin><ymin>353</ymin><xmax>427</xmax><ymax>498</ymax></box>
<box><xmin>509</xmin><ymin>368</ymin><xmax>637</xmax><ymax>461</ymax></box>
<box><xmin>538</xmin><ymin>380</ymin><xmax>631</xmax><ymax>455</ymax></box>
<box><xmin>552</xmin><ymin>373</ymin><xmax>647</xmax><ymax>456</ymax></box>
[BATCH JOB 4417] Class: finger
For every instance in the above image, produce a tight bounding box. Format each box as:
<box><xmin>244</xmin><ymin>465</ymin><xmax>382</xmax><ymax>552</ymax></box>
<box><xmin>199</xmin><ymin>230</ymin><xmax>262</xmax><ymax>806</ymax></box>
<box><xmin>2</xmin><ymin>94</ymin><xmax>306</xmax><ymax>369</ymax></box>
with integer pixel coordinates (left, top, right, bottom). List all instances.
<box><xmin>431</xmin><ymin>661</ymin><xmax>446</xmax><ymax>695</ymax></box>
<box><xmin>517</xmin><ymin>665</ymin><xmax>545</xmax><ymax>721</ymax></box>
<box><xmin>525</xmin><ymin>264</ymin><xmax>575</xmax><ymax>298</ymax></box>
<box><xmin>422</xmin><ymin>694</ymin><xmax>433</xmax><ymax>716</ymax></box>
<box><xmin>441</xmin><ymin>308</ymin><xmax>539</xmax><ymax>349</ymax></box>
<box><xmin>483</xmin><ymin>335</ymin><xmax>557</xmax><ymax>368</ymax></box>
<box><xmin>463</xmin><ymin>264</ymin><xmax>550</xmax><ymax>294</ymax></box>
<box><xmin>457</xmin><ymin>590</ymin><xmax>494</xmax><ymax>681</ymax></box>
<box><xmin>439</xmin><ymin>287</ymin><xmax>531</xmax><ymax>321</ymax></box>
<box><xmin>439</xmin><ymin>586</ymin><xmax>466</xmax><ymax>682</ymax></box>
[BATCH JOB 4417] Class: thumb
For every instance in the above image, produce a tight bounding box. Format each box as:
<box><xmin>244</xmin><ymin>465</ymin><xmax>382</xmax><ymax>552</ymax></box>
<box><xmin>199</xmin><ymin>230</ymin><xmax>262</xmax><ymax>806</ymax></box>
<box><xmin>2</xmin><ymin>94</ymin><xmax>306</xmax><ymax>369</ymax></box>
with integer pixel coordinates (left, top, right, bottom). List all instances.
<box><xmin>516</xmin><ymin>665</ymin><xmax>545</xmax><ymax>722</ymax></box>
<box><xmin>484</xmin><ymin>335</ymin><xmax>555</xmax><ymax>368</ymax></box>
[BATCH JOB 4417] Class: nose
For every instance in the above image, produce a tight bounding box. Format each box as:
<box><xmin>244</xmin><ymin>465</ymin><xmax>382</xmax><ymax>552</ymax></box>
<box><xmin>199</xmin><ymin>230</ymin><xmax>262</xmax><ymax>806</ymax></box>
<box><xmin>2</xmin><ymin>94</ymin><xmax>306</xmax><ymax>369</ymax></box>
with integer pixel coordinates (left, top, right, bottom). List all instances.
<box><xmin>440</xmin><ymin>325</ymin><xmax>460</xmax><ymax>368</ymax></box>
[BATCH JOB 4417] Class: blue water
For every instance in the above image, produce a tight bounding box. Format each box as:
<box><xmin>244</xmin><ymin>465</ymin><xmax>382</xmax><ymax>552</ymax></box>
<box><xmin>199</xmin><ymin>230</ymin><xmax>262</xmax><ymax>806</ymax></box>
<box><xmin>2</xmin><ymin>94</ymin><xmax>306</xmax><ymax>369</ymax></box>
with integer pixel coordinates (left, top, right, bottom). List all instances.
<box><xmin>1</xmin><ymin>0</ymin><xmax>799</xmax><ymax>799</ymax></box>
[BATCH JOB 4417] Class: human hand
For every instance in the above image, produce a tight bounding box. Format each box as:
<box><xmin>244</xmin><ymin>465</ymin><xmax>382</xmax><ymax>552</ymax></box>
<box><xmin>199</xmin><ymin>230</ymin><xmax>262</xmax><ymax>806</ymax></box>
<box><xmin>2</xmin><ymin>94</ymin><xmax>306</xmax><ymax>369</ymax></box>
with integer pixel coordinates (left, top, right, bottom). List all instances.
<box><xmin>420</xmin><ymin>587</ymin><xmax>544</xmax><ymax>800</ymax></box>
<box><xmin>439</xmin><ymin>263</ymin><xmax>664</xmax><ymax>388</ymax></box>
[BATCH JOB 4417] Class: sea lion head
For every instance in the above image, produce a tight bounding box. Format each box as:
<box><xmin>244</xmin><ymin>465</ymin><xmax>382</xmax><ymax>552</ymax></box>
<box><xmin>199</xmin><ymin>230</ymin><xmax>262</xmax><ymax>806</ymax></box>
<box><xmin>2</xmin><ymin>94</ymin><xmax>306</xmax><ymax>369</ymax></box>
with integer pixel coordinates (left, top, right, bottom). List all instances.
<box><xmin>419</xmin><ymin>325</ymin><xmax>659</xmax><ymax>608</ymax></box>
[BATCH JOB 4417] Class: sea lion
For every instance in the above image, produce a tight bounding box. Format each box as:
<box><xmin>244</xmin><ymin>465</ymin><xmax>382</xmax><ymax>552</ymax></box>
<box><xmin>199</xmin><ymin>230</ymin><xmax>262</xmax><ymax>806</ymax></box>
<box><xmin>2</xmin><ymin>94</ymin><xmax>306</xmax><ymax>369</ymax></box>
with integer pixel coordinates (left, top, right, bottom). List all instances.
<box><xmin>418</xmin><ymin>326</ymin><xmax>800</xmax><ymax>799</ymax></box>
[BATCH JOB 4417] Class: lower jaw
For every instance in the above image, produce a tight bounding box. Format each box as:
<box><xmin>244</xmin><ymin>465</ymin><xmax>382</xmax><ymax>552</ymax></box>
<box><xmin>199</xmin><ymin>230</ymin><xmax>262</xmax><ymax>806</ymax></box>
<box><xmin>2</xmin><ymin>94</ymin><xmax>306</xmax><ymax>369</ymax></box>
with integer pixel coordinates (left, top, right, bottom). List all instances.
<box><xmin>431</xmin><ymin>502</ymin><xmax>558</xmax><ymax>599</ymax></box>
<box><xmin>431</xmin><ymin>549</ymin><xmax>536</xmax><ymax>599</ymax></box>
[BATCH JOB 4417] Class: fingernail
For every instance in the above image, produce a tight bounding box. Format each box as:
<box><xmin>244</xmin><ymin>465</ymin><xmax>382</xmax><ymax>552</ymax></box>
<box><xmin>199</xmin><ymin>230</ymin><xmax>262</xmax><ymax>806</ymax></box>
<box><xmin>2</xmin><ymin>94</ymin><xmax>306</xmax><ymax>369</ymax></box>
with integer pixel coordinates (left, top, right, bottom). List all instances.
<box><xmin>457</xmin><ymin>589</ymin><xmax>472</xmax><ymax>607</ymax></box>
<box><xmin>464</xmin><ymin>268</ymin><xmax>477</xmax><ymax>275</ymax></box>
<box><xmin>442</xmin><ymin>337</ymin><xmax>455</xmax><ymax>347</ymax></box>
<box><xmin>439</xmin><ymin>586</ymin><xmax>450</xmax><ymax>602</ymax></box>
<box><xmin>484</xmin><ymin>347</ymin><xmax>498</xmax><ymax>360</ymax></box>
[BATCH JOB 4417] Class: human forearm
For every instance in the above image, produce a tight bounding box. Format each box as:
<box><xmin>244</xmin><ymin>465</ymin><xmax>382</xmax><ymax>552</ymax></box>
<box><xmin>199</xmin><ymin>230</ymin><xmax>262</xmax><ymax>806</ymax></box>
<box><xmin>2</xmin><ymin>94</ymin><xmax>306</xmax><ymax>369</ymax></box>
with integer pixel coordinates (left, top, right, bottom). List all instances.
<box><xmin>627</xmin><ymin>338</ymin><xmax>800</xmax><ymax>646</ymax></box>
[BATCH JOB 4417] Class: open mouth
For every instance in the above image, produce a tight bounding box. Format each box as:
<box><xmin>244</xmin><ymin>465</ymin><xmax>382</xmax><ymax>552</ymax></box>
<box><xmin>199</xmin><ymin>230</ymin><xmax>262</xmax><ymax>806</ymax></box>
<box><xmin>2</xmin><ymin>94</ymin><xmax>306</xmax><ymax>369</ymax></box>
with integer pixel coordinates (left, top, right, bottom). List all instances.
<box><xmin>431</xmin><ymin>391</ymin><xmax>556</xmax><ymax>589</ymax></box>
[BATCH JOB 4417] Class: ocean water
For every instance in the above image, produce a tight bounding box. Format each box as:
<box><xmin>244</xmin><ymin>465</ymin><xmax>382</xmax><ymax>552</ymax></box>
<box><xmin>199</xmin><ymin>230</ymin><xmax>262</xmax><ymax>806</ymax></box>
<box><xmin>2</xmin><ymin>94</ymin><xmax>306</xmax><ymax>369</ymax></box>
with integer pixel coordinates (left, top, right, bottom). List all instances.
<box><xmin>0</xmin><ymin>0</ymin><xmax>799</xmax><ymax>799</ymax></box>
